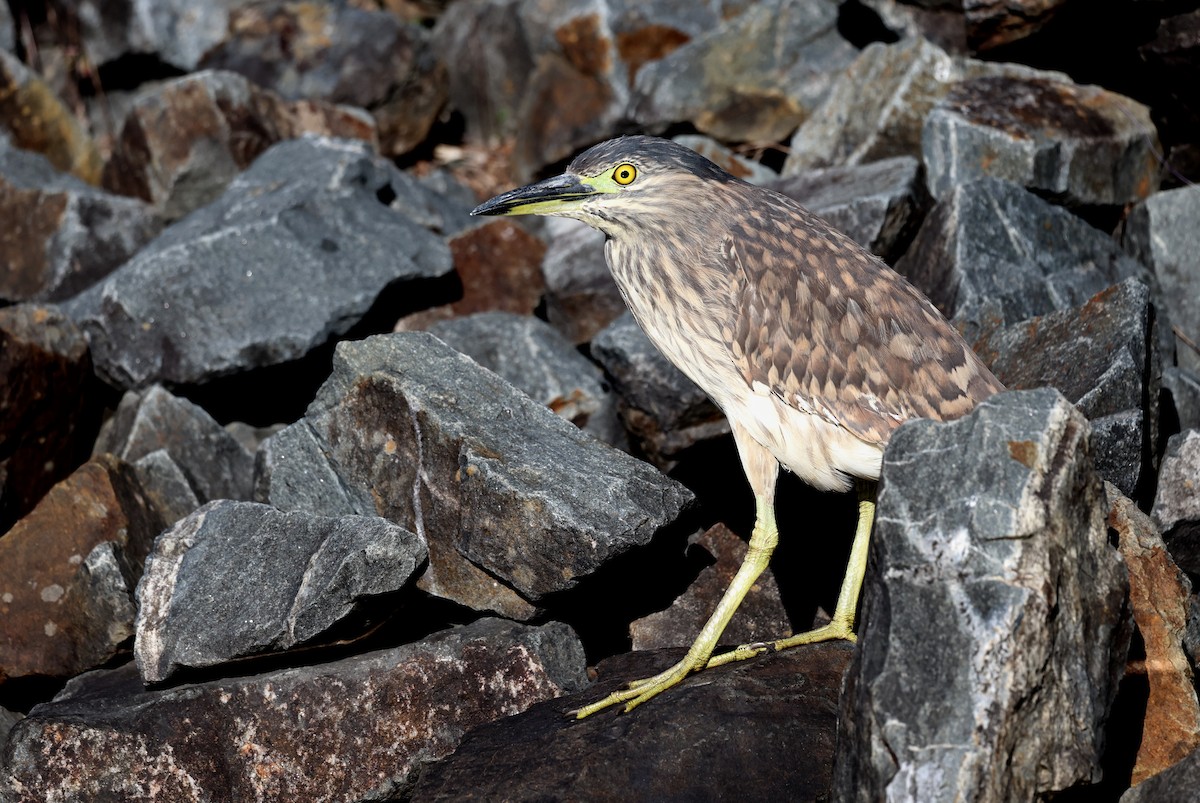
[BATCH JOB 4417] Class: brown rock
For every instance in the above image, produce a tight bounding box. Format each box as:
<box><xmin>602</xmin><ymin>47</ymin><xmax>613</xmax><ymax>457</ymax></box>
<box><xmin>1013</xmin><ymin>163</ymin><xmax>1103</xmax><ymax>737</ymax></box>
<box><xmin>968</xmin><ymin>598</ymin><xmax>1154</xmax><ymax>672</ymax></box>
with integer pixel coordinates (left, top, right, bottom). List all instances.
<box><xmin>0</xmin><ymin>455</ymin><xmax>165</xmax><ymax>683</ymax></box>
<box><xmin>964</xmin><ymin>0</ymin><xmax>1069</xmax><ymax>51</ymax></box>
<box><xmin>1109</xmin><ymin>489</ymin><xmax>1200</xmax><ymax>785</ymax></box>
<box><xmin>395</xmin><ymin>219</ymin><xmax>546</xmax><ymax>330</ymax></box>
<box><xmin>101</xmin><ymin>70</ymin><xmax>378</xmax><ymax>219</ymax></box>
<box><xmin>631</xmin><ymin>523</ymin><xmax>793</xmax><ymax>650</ymax></box>
<box><xmin>0</xmin><ymin>51</ymin><xmax>103</xmax><ymax>185</ymax></box>
<box><xmin>0</xmin><ymin>305</ymin><xmax>98</xmax><ymax>533</ymax></box>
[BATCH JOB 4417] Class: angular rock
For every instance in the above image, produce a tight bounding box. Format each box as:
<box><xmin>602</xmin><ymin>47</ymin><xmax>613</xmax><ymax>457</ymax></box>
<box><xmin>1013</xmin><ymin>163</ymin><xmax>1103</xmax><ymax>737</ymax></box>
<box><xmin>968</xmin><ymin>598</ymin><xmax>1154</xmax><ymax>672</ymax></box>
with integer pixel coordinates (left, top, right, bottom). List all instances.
<box><xmin>0</xmin><ymin>707</ymin><xmax>21</xmax><ymax>751</ymax></box>
<box><xmin>0</xmin><ymin>455</ymin><xmax>165</xmax><ymax>683</ymax></box>
<box><xmin>0</xmin><ymin>304</ymin><xmax>98</xmax><ymax>532</ymax></box>
<box><xmin>541</xmin><ymin>217</ymin><xmax>626</xmax><ymax>345</ymax></box>
<box><xmin>413</xmin><ymin>643</ymin><xmax>854</xmax><ymax>800</ymax></box>
<box><xmin>129</xmin><ymin>450</ymin><xmax>201</xmax><ymax>526</ymax></box>
<box><xmin>94</xmin><ymin>385</ymin><xmax>255</xmax><ymax>505</ymax></box>
<box><xmin>1108</xmin><ymin>488</ymin><xmax>1200</xmax><ymax>785</ymax></box>
<box><xmin>965</xmin><ymin>0</ymin><xmax>1069</xmax><ymax>51</ymax></box>
<box><xmin>427</xmin><ymin>311</ymin><xmax>624</xmax><ymax>445</ymax></box>
<box><xmin>0</xmin><ymin>141</ymin><xmax>161</xmax><ymax>301</ymax></box>
<box><xmin>1164</xmin><ymin>367</ymin><xmax>1200</xmax><ymax>433</ymax></box>
<box><xmin>632</xmin><ymin>0</ymin><xmax>856</xmax><ymax>143</ymax></box>
<box><xmin>784</xmin><ymin>36</ymin><xmax>1067</xmax><ymax>175</ymax></box>
<box><xmin>1122</xmin><ymin>185</ymin><xmax>1200</xmax><ymax>375</ymax></box>
<box><xmin>894</xmin><ymin>177</ymin><xmax>1146</xmax><ymax>344</ymax></box>
<box><xmin>977</xmin><ymin>278</ymin><xmax>1160</xmax><ymax>500</ymax></box>
<box><xmin>3</xmin><ymin>619</ymin><xmax>586</xmax><ymax>801</ymax></box>
<box><xmin>75</xmin><ymin>0</ymin><xmax>238</xmax><ymax>71</ymax></box>
<box><xmin>1153</xmin><ymin>430</ymin><xmax>1200</xmax><ymax>577</ymax></box>
<box><xmin>199</xmin><ymin>1</ymin><xmax>445</xmax><ymax>157</ymax></box>
<box><xmin>631</xmin><ymin>524</ymin><xmax>792</xmax><ymax>651</ymax></box>
<box><xmin>1120</xmin><ymin>745</ymin><xmax>1200</xmax><ymax>803</ymax></box>
<box><xmin>101</xmin><ymin>70</ymin><xmax>377</xmax><ymax>220</ymax></box>
<box><xmin>395</xmin><ymin>219</ymin><xmax>546</xmax><ymax>329</ymax></box>
<box><xmin>67</xmin><ymin>137</ymin><xmax>454</xmax><ymax>389</ymax></box>
<box><xmin>591</xmin><ymin>312</ymin><xmax>728</xmax><ymax>470</ymax></box>
<box><xmin>834</xmin><ymin>389</ymin><xmax>1131</xmax><ymax>801</ymax></box>
<box><xmin>673</xmin><ymin>134</ymin><xmax>780</xmax><ymax>185</ymax></box>
<box><xmin>135</xmin><ymin>500</ymin><xmax>427</xmax><ymax>683</ymax></box>
<box><xmin>923</xmin><ymin>76</ymin><xmax>1161</xmax><ymax>206</ymax></box>
<box><xmin>255</xmin><ymin>333</ymin><xmax>693</xmax><ymax>619</ymax></box>
<box><xmin>0</xmin><ymin>3</ymin><xmax>12</xmax><ymax>53</ymax></box>
<box><xmin>766</xmin><ymin>156</ymin><xmax>930</xmax><ymax>263</ymax></box>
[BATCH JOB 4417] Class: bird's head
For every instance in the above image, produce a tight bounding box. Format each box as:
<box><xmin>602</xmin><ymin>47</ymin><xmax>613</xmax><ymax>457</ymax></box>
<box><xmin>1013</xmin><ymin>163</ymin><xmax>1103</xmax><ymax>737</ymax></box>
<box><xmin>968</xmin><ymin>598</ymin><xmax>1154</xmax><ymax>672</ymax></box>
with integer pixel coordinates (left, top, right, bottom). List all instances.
<box><xmin>471</xmin><ymin>136</ymin><xmax>737</xmax><ymax>236</ymax></box>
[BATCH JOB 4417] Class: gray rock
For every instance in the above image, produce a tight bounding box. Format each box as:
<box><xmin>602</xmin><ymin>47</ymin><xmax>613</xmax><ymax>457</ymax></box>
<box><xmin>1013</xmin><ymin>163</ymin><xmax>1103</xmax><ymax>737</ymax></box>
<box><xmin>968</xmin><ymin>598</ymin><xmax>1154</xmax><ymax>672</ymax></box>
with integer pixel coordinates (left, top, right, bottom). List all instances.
<box><xmin>135</xmin><ymin>500</ymin><xmax>427</xmax><ymax>683</ymax></box>
<box><xmin>1164</xmin><ymin>367</ymin><xmax>1200</xmax><ymax>433</ymax></box>
<box><xmin>591</xmin><ymin>312</ymin><xmax>729</xmax><ymax>470</ymax></box>
<box><xmin>784</xmin><ymin>36</ymin><xmax>1067</xmax><ymax>175</ymax></box>
<box><xmin>94</xmin><ymin>385</ymin><xmax>254</xmax><ymax>505</ymax></box>
<box><xmin>1121</xmin><ymin>746</ymin><xmax>1200</xmax><ymax>803</ymax></box>
<box><xmin>4</xmin><ymin>618</ymin><xmax>586</xmax><ymax>802</ymax></box>
<box><xmin>412</xmin><ymin>642</ymin><xmax>854</xmax><ymax>800</ymax></box>
<box><xmin>0</xmin><ymin>140</ymin><xmax>161</xmax><ymax>302</ymax></box>
<box><xmin>255</xmin><ymin>332</ymin><xmax>693</xmax><ymax>619</ymax></box>
<box><xmin>632</xmin><ymin>0</ymin><xmax>856</xmax><ymax>143</ymax></box>
<box><xmin>766</xmin><ymin>156</ymin><xmax>930</xmax><ymax>263</ymax></box>
<box><xmin>1123</xmin><ymin>185</ymin><xmax>1200</xmax><ymax>375</ymax></box>
<box><xmin>0</xmin><ymin>707</ymin><xmax>21</xmax><ymax>755</ymax></box>
<box><xmin>834</xmin><ymin>389</ymin><xmax>1130</xmax><ymax>801</ymax></box>
<box><xmin>1153</xmin><ymin>430</ymin><xmax>1200</xmax><ymax>577</ymax></box>
<box><xmin>541</xmin><ymin>217</ymin><xmax>626</xmax><ymax>345</ymax></box>
<box><xmin>67</xmin><ymin>137</ymin><xmax>454</xmax><ymax>389</ymax></box>
<box><xmin>130</xmin><ymin>449</ymin><xmax>201</xmax><ymax>526</ymax></box>
<box><xmin>894</xmin><ymin>177</ymin><xmax>1146</xmax><ymax>344</ymax></box>
<box><xmin>75</xmin><ymin>0</ymin><xmax>240</xmax><ymax>71</ymax></box>
<box><xmin>977</xmin><ymin>278</ymin><xmax>1160</xmax><ymax>500</ymax></box>
<box><xmin>923</xmin><ymin>76</ymin><xmax>1161</xmax><ymax>205</ymax></box>
<box><xmin>0</xmin><ymin>3</ymin><xmax>12</xmax><ymax>53</ymax></box>
<box><xmin>427</xmin><ymin>311</ymin><xmax>624</xmax><ymax>446</ymax></box>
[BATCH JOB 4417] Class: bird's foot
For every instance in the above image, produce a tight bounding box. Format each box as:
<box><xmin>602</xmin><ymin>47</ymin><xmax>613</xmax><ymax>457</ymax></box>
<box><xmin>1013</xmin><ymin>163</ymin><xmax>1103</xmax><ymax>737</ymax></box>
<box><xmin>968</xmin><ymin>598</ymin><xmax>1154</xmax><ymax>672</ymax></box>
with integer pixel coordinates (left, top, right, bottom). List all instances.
<box><xmin>704</xmin><ymin>617</ymin><xmax>856</xmax><ymax>670</ymax></box>
<box><xmin>570</xmin><ymin>656</ymin><xmax>700</xmax><ymax>719</ymax></box>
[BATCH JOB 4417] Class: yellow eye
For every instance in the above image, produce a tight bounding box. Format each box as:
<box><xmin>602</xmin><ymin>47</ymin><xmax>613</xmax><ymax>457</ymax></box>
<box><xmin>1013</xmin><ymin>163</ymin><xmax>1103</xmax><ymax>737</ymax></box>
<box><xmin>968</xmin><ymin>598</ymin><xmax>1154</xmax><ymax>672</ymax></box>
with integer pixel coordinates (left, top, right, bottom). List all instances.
<box><xmin>612</xmin><ymin>163</ymin><xmax>637</xmax><ymax>185</ymax></box>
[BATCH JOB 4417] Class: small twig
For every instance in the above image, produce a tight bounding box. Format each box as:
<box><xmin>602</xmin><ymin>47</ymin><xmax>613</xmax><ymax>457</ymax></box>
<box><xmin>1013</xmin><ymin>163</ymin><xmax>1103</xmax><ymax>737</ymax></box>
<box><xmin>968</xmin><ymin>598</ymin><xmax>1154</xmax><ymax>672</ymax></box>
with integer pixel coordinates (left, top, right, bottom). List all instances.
<box><xmin>1175</xmin><ymin>325</ymin><xmax>1200</xmax><ymax>357</ymax></box>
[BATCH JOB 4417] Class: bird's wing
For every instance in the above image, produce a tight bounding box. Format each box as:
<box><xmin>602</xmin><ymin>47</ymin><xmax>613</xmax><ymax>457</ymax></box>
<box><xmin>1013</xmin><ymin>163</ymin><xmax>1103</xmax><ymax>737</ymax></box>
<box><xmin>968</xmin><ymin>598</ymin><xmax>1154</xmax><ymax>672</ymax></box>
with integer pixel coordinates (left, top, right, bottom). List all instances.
<box><xmin>720</xmin><ymin>204</ymin><xmax>1003</xmax><ymax>447</ymax></box>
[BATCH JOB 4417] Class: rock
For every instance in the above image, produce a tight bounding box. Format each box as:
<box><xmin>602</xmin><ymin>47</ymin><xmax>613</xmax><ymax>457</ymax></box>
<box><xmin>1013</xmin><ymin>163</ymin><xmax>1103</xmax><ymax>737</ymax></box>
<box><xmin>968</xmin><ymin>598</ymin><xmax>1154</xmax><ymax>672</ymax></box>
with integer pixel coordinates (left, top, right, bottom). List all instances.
<box><xmin>591</xmin><ymin>312</ymin><xmax>728</xmax><ymax>470</ymax></box>
<box><xmin>0</xmin><ymin>140</ymin><xmax>161</xmax><ymax>301</ymax></box>
<box><xmin>894</xmin><ymin>177</ymin><xmax>1145</xmax><ymax>344</ymax></box>
<box><xmin>541</xmin><ymin>217</ymin><xmax>626</xmax><ymax>345</ymax></box>
<box><xmin>3</xmin><ymin>618</ymin><xmax>587</xmax><ymax>801</ymax></box>
<box><xmin>0</xmin><ymin>455</ymin><xmax>166</xmax><ymax>683</ymax></box>
<box><xmin>135</xmin><ymin>500</ymin><xmax>427</xmax><ymax>683</ymax></box>
<box><xmin>67</xmin><ymin>137</ymin><xmax>454</xmax><ymax>390</ymax></box>
<box><xmin>254</xmin><ymin>332</ymin><xmax>693</xmax><ymax>619</ymax></box>
<box><xmin>93</xmin><ymin>385</ymin><xmax>255</xmax><ymax>505</ymax></box>
<box><xmin>1122</xmin><ymin>185</ymin><xmax>1200</xmax><ymax>376</ymax></box>
<box><xmin>0</xmin><ymin>305</ymin><xmax>98</xmax><ymax>532</ymax></box>
<box><xmin>412</xmin><ymin>642</ymin><xmax>854</xmax><ymax>800</ymax></box>
<box><xmin>784</xmin><ymin>36</ymin><xmax>1067</xmax><ymax>175</ymax></box>
<box><xmin>0</xmin><ymin>706</ymin><xmax>21</xmax><ymax>751</ymax></box>
<box><xmin>766</xmin><ymin>156</ymin><xmax>930</xmax><ymax>263</ymax></box>
<box><xmin>964</xmin><ymin>0</ymin><xmax>1070</xmax><ymax>51</ymax></box>
<box><xmin>672</xmin><ymin>134</ymin><xmax>779</xmax><ymax>185</ymax></box>
<box><xmin>1163</xmin><ymin>367</ymin><xmax>1200</xmax><ymax>433</ymax></box>
<box><xmin>632</xmin><ymin>0</ymin><xmax>856</xmax><ymax>143</ymax></box>
<box><xmin>0</xmin><ymin>50</ymin><xmax>103</xmax><ymax>184</ymax></box>
<box><xmin>198</xmin><ymin>0</ymin><xmax>445</xmax><ymax>157</ymax></box>
<box><xmin>631</xmin><ymin>524</ymin><xmax>792</xmax><ymax>651</ymax></box>
<box><xmin>923</xmin><ymin>76</ymin><xmax>1161</xmax><ymax>206</ymax></box>
<box><xmin>129</xmin><ymin>450</ymin><xmax>201</xmax><ymax>526</ymax></box>
<box><xmin>1120</xmin><ymin>745</ymin><xmax>1200</xmax><ymax>802</ymax></box>
<box><xmin>977</xmin><ymin>278</ymin><xmax>1160</xmax><ymax>501</ymax></box>
<box><xmin>75</xmin><ymin>0</ymin><xmax>238</xmax><ymax>71</ymax></box>
<box><xmin>101</xmin><ymin>70</ymin><xmax>377</xmax><ymax>220</ymax></box>
<box><xmin>1153</xmin><ymin>430</ymin><xmax>1200</xmax><ymax>577</ymax></box>
<box><xmin>834</xmin><ymin>389</ymin><xmax>1131</xmax><ymax>801</ymax></box>
<box><xmin>0</xmin><ymin>3</ymin><xmax>12</xmax><ymax>53</ymax></box>
<box><xmin>427</xmin><ymin>311</ymin><xmax>624</xmax><ymax>446</ymax></box>
<box><xmin>1108</xmin><ymin>487</ymin><xmax>1200</xmax><ymax>785</ymax></box>
<box><xmin>394</xmin><ymin>219</ymin><xmax>546</xmax><ymax>329</ymax></box>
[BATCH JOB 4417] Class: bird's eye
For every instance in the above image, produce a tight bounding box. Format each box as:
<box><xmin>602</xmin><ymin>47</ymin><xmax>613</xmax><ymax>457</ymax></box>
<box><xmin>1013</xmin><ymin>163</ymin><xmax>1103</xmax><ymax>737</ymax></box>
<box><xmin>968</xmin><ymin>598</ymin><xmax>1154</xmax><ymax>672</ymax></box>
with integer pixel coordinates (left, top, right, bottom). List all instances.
<box><xmin>612</xmin><ymin>163</ymin><xmax>638</xmax><ymax>185</ymax></box>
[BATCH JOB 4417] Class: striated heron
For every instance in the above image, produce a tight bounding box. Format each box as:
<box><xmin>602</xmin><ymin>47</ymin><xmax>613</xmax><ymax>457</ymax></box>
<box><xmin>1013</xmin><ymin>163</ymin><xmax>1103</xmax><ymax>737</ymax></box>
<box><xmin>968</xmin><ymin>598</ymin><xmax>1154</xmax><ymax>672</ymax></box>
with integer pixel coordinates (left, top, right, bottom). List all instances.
<box><xmin>472</xmin><ymin>136</ymin><xmax>1003</xmax><ymax>718</ymax></box>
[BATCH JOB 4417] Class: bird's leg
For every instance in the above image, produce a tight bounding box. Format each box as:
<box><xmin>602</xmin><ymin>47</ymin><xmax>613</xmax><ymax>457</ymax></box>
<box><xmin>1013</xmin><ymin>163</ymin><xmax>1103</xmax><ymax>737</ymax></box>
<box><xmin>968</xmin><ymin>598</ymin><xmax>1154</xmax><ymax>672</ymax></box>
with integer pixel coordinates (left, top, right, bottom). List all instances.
<box><xmin>705</xmin><ymin>480</ymin><xmax>876</xmax><ymax>670</ymax></box>
<box><xmin>571</xmin><ymin>493</ymin><xmax>780</xmax><ymax>719</ymax></box>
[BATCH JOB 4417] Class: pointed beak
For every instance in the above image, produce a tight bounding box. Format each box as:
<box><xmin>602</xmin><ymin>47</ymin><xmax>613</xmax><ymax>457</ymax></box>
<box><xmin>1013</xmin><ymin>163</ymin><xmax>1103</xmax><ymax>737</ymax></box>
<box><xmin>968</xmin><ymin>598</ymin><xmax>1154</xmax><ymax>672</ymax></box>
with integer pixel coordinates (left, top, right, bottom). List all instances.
<box><xmin>471</xmin><ymin>173</ymin><xmax>597</xmax><ymax>217</ymax></box>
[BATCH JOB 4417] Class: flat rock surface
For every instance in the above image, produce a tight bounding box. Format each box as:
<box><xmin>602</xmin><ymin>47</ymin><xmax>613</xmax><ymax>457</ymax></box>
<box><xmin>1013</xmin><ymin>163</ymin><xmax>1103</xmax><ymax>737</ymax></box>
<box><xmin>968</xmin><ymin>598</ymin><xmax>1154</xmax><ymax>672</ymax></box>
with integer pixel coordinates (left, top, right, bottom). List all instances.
<box><xmin>412</xmin><ymin>642</ymin><xmax>854</xmax><ymax>801</ymax></box>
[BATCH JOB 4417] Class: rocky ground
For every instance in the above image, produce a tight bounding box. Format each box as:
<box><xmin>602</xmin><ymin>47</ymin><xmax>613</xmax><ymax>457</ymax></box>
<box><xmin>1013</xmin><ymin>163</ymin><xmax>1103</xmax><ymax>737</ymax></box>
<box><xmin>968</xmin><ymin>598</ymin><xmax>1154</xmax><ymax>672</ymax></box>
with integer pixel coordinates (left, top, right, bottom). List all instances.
<box><xmin>1</xmin><ymin>0</ymin><xmax>1199</xmax><ymax>801</ymax></box>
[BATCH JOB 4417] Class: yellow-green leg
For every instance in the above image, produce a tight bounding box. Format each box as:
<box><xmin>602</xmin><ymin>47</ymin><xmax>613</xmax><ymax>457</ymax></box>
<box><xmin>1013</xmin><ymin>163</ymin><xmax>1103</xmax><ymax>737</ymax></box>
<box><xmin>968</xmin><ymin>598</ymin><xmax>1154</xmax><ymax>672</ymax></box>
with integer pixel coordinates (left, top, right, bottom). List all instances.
<box><xmin>571</xmin><ymin>494</ymin><xmax>781</xmax><ymax>718</ymax></box>
<box><xmin>705</xmin><ymin>481</ymin><xmax>875</xmax><ymax>670</ymax></box>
